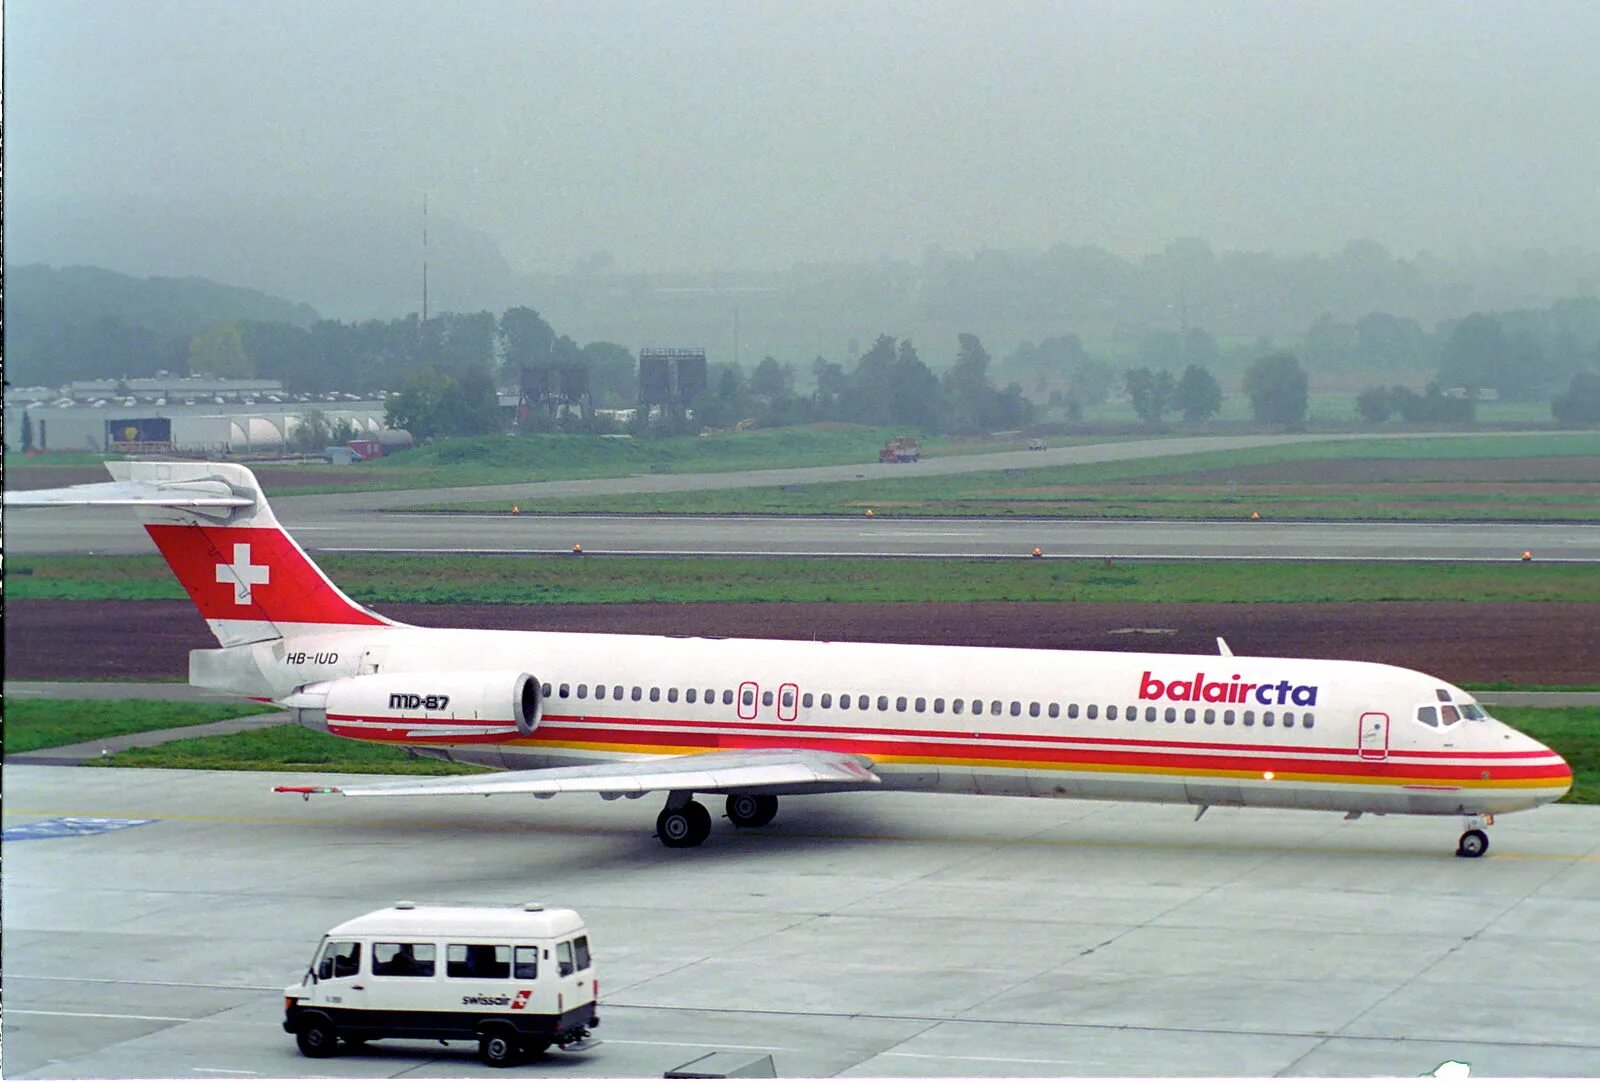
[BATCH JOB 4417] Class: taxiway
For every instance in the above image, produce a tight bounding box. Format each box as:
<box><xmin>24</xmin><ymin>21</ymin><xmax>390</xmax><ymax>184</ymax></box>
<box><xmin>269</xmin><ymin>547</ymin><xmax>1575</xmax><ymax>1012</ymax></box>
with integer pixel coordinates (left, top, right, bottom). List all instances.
<box><xmin>5</xmin><ymin>764</ymin><xmax>1598</xmax><ymax>1078</ymax></box>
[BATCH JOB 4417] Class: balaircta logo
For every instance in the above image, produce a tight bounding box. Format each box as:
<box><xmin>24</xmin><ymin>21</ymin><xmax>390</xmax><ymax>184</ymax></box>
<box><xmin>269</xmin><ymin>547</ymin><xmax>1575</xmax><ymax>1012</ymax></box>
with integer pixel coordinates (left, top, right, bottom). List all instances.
<box><xmin>1140</xmin><ymin>671</ymin><xmax>1320</xmax><ymax>706</ymax></box>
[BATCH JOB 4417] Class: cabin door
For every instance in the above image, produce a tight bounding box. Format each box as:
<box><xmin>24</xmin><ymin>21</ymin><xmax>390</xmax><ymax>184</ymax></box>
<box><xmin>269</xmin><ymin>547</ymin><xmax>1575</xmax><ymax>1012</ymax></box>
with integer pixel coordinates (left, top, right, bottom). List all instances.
<box><xmin>1358</xmin><ymin>712</ymin><xmax>1390</xmax><ymax>761</ymax></box>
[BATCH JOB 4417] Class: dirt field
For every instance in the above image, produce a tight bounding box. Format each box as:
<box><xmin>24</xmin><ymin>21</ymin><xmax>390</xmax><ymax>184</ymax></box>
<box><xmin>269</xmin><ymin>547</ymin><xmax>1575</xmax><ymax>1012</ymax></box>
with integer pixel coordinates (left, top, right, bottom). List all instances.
<box><xmin>8</xmin><ymin>598</ymin><xmax>1598</xmax><ymax>686</ymax></box>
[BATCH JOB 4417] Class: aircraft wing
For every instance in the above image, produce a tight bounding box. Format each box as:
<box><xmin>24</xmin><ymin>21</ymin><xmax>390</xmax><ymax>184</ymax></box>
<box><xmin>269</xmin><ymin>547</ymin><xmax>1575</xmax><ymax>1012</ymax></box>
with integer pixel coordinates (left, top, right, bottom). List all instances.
<box><xmin>274</xmin><ymin>748</ymin><xmax>881</xmax><ymax>799</ymax></box>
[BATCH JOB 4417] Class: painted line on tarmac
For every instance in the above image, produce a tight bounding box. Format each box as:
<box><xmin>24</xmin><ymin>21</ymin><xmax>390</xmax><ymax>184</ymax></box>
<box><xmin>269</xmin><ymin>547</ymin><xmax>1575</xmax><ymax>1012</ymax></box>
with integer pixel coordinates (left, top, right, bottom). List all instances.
<box><xmin>10</xmin><ymin>1009</ymin><xmax>197</xmax><ymax>1023</ymax></box>
<box><xmin>312</xmin><ymin>546</ymin><xmax>1598</xmax><ymax>562</ymax></box>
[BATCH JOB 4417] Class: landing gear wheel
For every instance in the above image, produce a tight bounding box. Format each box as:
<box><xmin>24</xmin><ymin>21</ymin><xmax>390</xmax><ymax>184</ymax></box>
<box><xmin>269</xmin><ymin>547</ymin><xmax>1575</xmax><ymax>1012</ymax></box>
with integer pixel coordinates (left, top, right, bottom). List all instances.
<box><xmin>295</xmin><ymin>1017</ymin><xmax>340</xmax><ymax>1058</ymax></box>
<box><xmin>657</xmin><ymin>800</ymin><xmax>712</xmax><ymax>848</ymax></box>
<box><xmin>726</xmin><ymin>793</ymin><xmax>779</xmax><ymax>828</ymax></box>
<box><xmin>1456</xmin><ymin>828</ymin><xmax>1489</xmax><ymax>859</ymax></box>
<box><xmin>480</xmin><ymin>1030</ymin><xmax>521</xmax><ymax>1068</ymax></box>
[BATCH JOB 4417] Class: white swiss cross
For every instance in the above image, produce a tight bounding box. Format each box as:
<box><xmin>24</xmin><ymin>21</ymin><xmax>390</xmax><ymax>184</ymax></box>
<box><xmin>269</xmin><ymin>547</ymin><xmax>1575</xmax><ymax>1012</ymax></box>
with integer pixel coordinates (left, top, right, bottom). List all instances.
<box><xmin>216</xmin><ymin>543</ymin><xmax>271</xmax><ymax>605</ymax></box>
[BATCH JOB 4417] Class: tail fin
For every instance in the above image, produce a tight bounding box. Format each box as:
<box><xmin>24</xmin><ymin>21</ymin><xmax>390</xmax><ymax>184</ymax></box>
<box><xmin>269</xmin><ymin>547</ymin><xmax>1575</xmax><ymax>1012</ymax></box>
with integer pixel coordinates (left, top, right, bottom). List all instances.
<box><xmin>9</xmin><ymin>461</ymin><xmax>395</xmax><ymax>647</ymax></box>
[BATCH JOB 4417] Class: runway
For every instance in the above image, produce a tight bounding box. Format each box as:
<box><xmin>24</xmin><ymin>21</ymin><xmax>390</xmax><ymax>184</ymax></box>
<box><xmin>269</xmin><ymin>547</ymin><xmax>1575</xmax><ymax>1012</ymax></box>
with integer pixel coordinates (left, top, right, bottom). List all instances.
<box><xmin>10</xmin><ymin>510</ymin><xmax>1600</xmax><ymax>561</ymax></box>
<box><xmin>5</xmin><ymin>764</ymin><xmax>1599</xmax><ymax>1078</ymax></box>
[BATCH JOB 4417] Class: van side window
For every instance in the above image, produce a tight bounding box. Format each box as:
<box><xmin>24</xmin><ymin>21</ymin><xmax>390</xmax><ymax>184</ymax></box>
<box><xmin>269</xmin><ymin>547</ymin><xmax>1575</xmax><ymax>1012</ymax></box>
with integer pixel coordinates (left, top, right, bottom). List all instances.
<box><xmin>447</xmin><ymin>944</ymin><xmax>511</xmax><ymax>979</ymax></box>
<box><xmin>373</xmin><ymin>941</ymin><xmax>436</xmax><ymax>977</ymax></box>
<box><xmin>573</xmin><ymin>935</ymin><xmax>592</xmax><ymax>971</ymax></box>
<box><xmin>556</xmin><ymin>940</ymin><xmax>575</xmax><ymax>977</ymax></box>
<box><xmin>514</xmin><ymin>946</ymin><xmax>539</xmax><ymax>980</ymax></box>
<box><xmin>319</xmin><ymin>940</ymin><xmax>361</xmax><ymax>980</ymax></box>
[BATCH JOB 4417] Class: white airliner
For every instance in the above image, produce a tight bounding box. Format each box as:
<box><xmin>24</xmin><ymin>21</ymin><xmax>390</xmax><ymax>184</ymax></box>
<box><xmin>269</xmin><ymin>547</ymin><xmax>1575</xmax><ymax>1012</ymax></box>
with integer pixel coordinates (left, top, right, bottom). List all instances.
<box><xmin>11</xmin><ymin>461</ymin><xmax>1571</xmax><ymax>857</ymax></box>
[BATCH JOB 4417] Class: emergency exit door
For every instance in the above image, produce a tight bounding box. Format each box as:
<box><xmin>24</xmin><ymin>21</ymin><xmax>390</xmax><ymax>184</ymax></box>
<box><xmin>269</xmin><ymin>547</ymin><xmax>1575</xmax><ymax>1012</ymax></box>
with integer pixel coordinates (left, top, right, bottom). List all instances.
<box><xmin>1358</xmin><ymin>712</ymin><xmax>1390</xmax><ymax>761</ymax></box>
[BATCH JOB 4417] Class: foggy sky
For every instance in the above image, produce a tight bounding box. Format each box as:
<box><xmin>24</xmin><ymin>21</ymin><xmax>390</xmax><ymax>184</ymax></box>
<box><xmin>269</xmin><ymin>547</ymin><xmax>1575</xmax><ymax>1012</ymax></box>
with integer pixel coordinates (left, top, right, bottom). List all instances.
<box><xmin>9</xmin><ymin>0</ymin><xmax>1600</xmax><ymax>276</ymax></box>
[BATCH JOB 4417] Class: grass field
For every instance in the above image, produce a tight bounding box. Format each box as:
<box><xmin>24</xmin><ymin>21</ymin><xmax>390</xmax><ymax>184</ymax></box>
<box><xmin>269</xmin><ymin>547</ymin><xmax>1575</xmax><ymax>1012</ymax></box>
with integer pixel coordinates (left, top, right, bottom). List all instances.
<box><xmin>6</xmin><ymin>698</ymin><xmax>281</xmax><ymax>755</ymax></box>
<box><xmin>98</xmin><ymin>724</ymin><xmax>486</xmax><ymax>774</ymax></box>
<box><xmin>73</xmin><ymin>707</ymin><xmax>1600</xmax><ymax>806</ymax></box>
<box><xmin>12</xmin><ymin>554</ymin><xmax>1600</xmax><ymax>605</ymax></box>
<box><xmin>447</xmin><ymin>433</ymin><xmax>1600</xmax><ymax>520</ymax></box>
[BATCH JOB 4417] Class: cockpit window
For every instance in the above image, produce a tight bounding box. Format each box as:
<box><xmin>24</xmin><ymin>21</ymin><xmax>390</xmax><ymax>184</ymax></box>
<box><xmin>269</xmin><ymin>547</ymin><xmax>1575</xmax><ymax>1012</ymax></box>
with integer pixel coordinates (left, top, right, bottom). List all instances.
<box><xmin>1416</xmin><ymin>706</ymin><xmax>1439</xmax><ymax>727</ymax></box>
<box><xmin>1461</xmin><ymin>704</ymin><xmax>1487</xmax><ymax>720</ymax></box>
<box><xmin>1440</xmin><ymin>705</ymin><xmax>1461</xmax><ymax>725</ymax></box>
<box><xmin>1435</xmin><ymin>689</ymin><xmax>1452</xmax><ymax>702</ymax></box>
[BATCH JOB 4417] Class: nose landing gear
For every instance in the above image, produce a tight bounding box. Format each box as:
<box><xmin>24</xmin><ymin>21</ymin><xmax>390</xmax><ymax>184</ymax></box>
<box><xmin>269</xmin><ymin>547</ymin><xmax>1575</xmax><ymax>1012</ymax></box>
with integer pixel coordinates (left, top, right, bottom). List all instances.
<box><xmin>1455</xmin><ymin>814</ymin><xmax>1493</xmax><ymax>858</ymax></box>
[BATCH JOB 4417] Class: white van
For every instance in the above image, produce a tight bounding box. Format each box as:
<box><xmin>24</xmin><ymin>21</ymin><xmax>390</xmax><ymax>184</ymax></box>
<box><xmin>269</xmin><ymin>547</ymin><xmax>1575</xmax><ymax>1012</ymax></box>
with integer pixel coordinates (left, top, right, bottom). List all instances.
<box><xmin>284</xmin><ymin>903</ymin><xmax>599</xmax><ymax>1067</ymax></box>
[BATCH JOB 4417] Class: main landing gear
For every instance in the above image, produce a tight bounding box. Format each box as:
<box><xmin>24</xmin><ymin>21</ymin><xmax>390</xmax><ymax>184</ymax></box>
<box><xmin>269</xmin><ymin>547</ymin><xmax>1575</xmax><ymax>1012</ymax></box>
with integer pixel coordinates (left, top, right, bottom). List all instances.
<box><xmin>654</xmin><ymin>792</ymin><xmax>780</xmax><ymax>848</ymax></box>
<box><xmin>1456</xmin><ymin>814</ymin><xmax>1493</xmax><ymax>859</ymax></box>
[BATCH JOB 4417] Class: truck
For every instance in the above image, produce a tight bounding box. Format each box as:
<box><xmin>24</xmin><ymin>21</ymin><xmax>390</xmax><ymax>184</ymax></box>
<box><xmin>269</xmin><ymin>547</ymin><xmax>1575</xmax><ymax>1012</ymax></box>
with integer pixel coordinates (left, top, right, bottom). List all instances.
<box><xmin>878</xmin><ymin>436</ymin><xmax>921</xmax><ymax>463</ymax></box>
<box><xmin>284</xmin><ymin>902</ymin><xmax>598</xmax><ymax>1067</ymax></box>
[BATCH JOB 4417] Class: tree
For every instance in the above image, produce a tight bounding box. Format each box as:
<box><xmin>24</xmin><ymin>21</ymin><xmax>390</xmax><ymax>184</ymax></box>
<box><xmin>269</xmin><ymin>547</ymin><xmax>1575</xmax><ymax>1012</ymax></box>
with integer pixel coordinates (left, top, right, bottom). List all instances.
<box><xmin>1068</xmin><ymin>357</ymin><xmax>1117</xmax><ymax>406</ymax></box>
<box><xmin>189</xmin><ymin>321</ymin><xmax>253</xmax><ymax>378</ymax></box>
<box><xmin>22</xmin><ymin>410</ymin><xmax>35</xmax><ymax>452</ymax></box>
<box><xmin>384</xmin><ymin>371</ymin><xmax>455</xmax><ymax>439</ymax></box>
<box><xmin>941</xmin><ymin>333</ymin><xmax>994</xmax><ymax>433</ymax></box>
<box><xmin>1390</xmin><ymin>383</ymin><xmax>1473</xmax><ymax>423</ymax></box>
<box><xmin>1355</xmin><ymin>386</ymin><xmax>1395</xmax><ymax>423</ymax></box>
<box><xmin>580</xmin><ymin>342</ymin><xmax>636</xmax><ymax>407</ymax></box>
<box><xmin>890</xmin><ymin>340</ymin><xmax>941</xmax><ymax>428</ymax></box>
<box><xmin>1438</xmin><ymin>313</ymin><xmax>1516</xmax><ymax>399</ymax></box>
<box><xmin>1173</xmin><ymin>365</ymin><xmax>1222</xmax><ymax>422</ymax></box>
<box><xmin>1243</xmin><ymin>352</ymin><xmax>1309</xmax><ymax>427</ymax></box>
<box><xmin>499</xmin><ymin>306</ymin><xmax>555</xmax><ymax>380</ymax></box>
<box><xmin>750</xmin><ymin>356</ymin><xmax>792</xmax><ymax>401</ymax></box>
<box><xmin>293</xmin><ymin>408</ymin><xmax>335</xmax><ymax>451</ymax></box>
<box><xmin>1552</xmin><ymin>372</ymin><xmax>1600</xmax><ymax>427</ymax></box>
<box><xmin>1123</xmin><ymin>367</ymin><xmax>1176</xmax><ymax>424</ymax></box>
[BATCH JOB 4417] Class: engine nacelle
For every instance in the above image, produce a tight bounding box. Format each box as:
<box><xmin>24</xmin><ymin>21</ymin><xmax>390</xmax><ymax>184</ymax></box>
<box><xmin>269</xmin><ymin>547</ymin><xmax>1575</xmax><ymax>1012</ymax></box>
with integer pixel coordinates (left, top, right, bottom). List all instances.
<box><xmin>293</xmin><ymin>670</ymin><xmax>543</xmax><ymax>743</ymax></box>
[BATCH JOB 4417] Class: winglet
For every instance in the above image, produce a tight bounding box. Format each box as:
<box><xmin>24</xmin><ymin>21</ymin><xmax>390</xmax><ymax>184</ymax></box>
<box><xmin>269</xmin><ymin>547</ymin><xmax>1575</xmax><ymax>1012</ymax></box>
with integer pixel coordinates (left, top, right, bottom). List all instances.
<box><xmin>1217</xmin><ymin>637</ymin><xmax>1234</xmax><ymax>657</ymax></box>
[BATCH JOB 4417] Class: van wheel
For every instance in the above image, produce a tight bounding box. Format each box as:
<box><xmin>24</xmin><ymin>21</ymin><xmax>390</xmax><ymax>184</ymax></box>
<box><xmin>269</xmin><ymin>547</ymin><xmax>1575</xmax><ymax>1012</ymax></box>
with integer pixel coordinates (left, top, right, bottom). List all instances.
<box><xmin>480</xmin><ymin>1030</ymin><xmax>520</xmax><ymax>1068</ymax></box>
<box><xmin>295</xmin><ymin>1016</ymin><xmax>340</xmax><ymax>1058</ymax></box>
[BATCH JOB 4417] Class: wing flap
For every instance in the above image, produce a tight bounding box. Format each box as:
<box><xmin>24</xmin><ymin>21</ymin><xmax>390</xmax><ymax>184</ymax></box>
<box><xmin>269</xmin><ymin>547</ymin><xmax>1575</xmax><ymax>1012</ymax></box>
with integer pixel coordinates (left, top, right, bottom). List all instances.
<box><xmin>274</xmin><ymin>748</ymin><xmax>880</xmax><ymax>799</ymax></box>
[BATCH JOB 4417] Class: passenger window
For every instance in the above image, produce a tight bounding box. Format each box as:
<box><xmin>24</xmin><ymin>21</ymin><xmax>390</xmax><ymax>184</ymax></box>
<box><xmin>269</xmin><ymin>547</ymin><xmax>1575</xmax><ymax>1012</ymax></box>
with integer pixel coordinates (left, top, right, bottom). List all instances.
<box><xmin>1146</xmin><ymin>706</ymin><xmax>1158</xmax><ymax>722</ymax></box>
<box><xmin>373</xmin><ymin>941</ymin><xmax>436</xmax><ymax>977</ymax></box>
<box><xmin>1283</xmin><ymin>712</ymin><xmax>1294</xmax><ymax>727</ymax></box>
<box><xmin>877</xmin><ymin>696</ymin><xmax>889</xmax><ymax>711</ymax></box>
<box><xmin>1184</xmin><ymin>708</ymin><xmax>1196</xmax><ymax>723</ymax></box>
<box><xmin>667</xmin><ymin>687</ymin><xmax>679</xmax><ymax>703</ymax></box>
<box><xmin>559</xmin><ymin>683</ymin><xmax>570</xmax><ymax>698</ymax></box>
<box><xmin>952</xmin><ymin>699</ymin><xmax>964</xmax><ymax>715</ymax></box>
<box><xmin>1126</xmin><ymin>705</ymin><xmax>1137</xmax><ymax>720</ymax></box>
<box><xmin>595</xmin><ymin>685</ymin><xmax>606</xmax><ymax>700</ymax></box>
<box><xmin>1062</xmin><ymin>703</ymin><xmax>1074</xmax><ymax>719</ymax></box>
<box><xmin>514</xmin><ymin>946</ymin><xmax>539</xmax><ymax>980</ymax></box>
<box><xmin>1029</xmin><ymin>702</ymin><xmax>1040</xmax><ymax>718</ymax></box>
<box><xmin>971</xmin><ymin>699</ymin><xmax>984</xmax><ymax>716</ymax></box>
<box><xmin>650</xmin><ymin>687</ymin><xmax>661</xmax><ymax>702</ymax></box>
<box><xmin>1303</xmin><ymin>714</ymin><xmax>1315</xmax><ymax>729</ymax></box>
<box><xmin>556</xmin><ymin>940</ymin><xmax>574</xmax><ymax>978</ymax></box>
<box><xmin>1107</xmin><ymin>705</ymin><xmax>1118</xmax><ymax>721</ymax></box>
<box><xmin>631</xmin><ymin>686</ymin><xmax>642</xmax><ymax>701</ymax></box>
<box><xmin>447</xmin><ymin>944</ymin><xmax>510</xmax><ymax>980</ymax></box>
<box><xmin>704</xmin><ymin>688</ymin><xmax>714</xmax><ymax>703</ymax></box>
<box><xmin>1417</xmin><ymin>706</ymin><xmax>1439</xmax><ymax>727</ymax></box>
<box><xmin>319</xmin><ymin>940</ymin><xmax>361</xmax><ymax>980</ymax></box>
<box><xmin>1243</xmin><ymin>711</ymin><xmax>1256</xmax><ymax>726</ymax></box>
<box><xmin>541</xmin><ymin>682</ymin><xmax>552</xmax><ymax>698</ymax></box>
<box><xmin>1086</xmin><ymin>704</ymin><xmax>1098</xmax><ymax>720</ymax></box>
<box><xmin>915</xmin><ymin>697</ymin><xmax>926</xmax><ymax>712</ymax></box>
<box><xmin>613</xmin><ymin>685</ymin><xmax>623</xmax><ymax>700</ymax></box>
<box><xmin>1010</xmin><ymin>701</ymin><xmax>1022</xmax><ymax>717</ymax></box>
<box><xmin>782</xmin><ymin>689</ymin><xmax>795</xmax><ymax>708</ymax></box>
<box><xmin>821</xmin><ymin>693</ymin><xmax>833</xmax><ymax>708</ymax></box>
<box><xmin>1263</xmin><ymin>711</ymin><xmax>1275</xmax><ymax>727</ymax></box>
<box><xmin>686</xmin><ymin>688</ymin><xmax>697</xmax><ymax>704</ymax></box>
<box><xmin>742</xmin><ymin>688</ymin><xmax>755</xmax><ymax>707</ymax></box>
<box><xmin>762</xmin><ymin>691</ymin><xmax>774</xmax><ymax>707</ymax></box>
<box><xmin>577</xmin><ymin>684</ymin><xmax>588</xmax><ymax>699</ymax></box>
<box><xmin>990</xmin><ymin>700</ymin><xmax>1002</xmax><ymax>716</ymax></box>
<box><xmin>1204</xmin><ymin>709</ymin><xmax>1216</xmax><ymax>724</ymax></box>
<box><xmin>933</xmin><ymin>697</ymin><xmax>945</xmax><ymax>714</ymax></box>
<box><xmin>803</xmin><ymin>693</ymin><xmax>814</xmax><ymax>708</ymax></box>
<box><xmin>722</xmin><ymin>689</ymin><xmax>733</xmax><ymax>705</ymax></box>
<box><xmin>896</xmin><ymin>696</ymin><xmax>907</xmax><ymax>711</ymax></box>
<box><xmin>1164</xmin><ymin>707</ymin><xmax>1177</xmax><ymax>722</ymax></box>
<box><xmin>859</xmin><ymin>695</ymin><xmax>870</xmax><ymax>710</ymax></box>
<box><xmin>1047</xmin><ymin>703</ymin><xmax>1059</xmax><ymax>719</ymax></box>
<box><xmin>1224</xmin><ymin>710</ymin><xmax>1236</xmax><ymax>725</ymax></box>
<box><xmin>573</xmin><ymin>936</ymin><xmax>592</xmax><ymax>971</ymax></box>
<box><xmin>839</xmin><ymin>694</ymin><xmax>851</xmax><ymax>710</ymax></box>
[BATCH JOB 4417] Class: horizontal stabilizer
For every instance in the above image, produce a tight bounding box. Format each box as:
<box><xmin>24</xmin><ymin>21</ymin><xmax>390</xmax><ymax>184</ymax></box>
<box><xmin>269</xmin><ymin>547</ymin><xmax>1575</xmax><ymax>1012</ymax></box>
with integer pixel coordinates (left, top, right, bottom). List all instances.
<box><xmin>275</xmin><ymin>748</ymin><xmax>881</xmax><ymax>800</ymax></box>
<box><xmin>4</xmin><ymin>479</ymin><xmax>253</xmax><ymax>508</ymax></box>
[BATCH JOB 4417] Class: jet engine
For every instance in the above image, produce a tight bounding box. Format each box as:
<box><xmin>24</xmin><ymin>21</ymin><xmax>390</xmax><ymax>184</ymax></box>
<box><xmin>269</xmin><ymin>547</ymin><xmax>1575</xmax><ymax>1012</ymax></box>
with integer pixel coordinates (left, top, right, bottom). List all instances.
<box><xmin>285</xmin><ymin>671</ymin><xmax>543</xmax><ymax>739</ymax></box>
